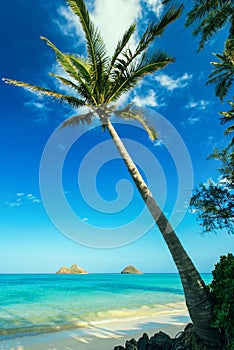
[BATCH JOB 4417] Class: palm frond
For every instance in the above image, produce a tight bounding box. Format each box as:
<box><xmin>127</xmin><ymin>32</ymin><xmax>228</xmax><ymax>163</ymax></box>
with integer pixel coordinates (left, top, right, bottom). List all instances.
<box><xmin>219</xmin><ymin>100</ymin><xmax>234</xmax><ymax>138</ymax></box>
<box><xmin>67</xmin><ymin>54</ymin><xmax>92</xmax><ymax>81</ymax></box>
<box><xmin>224</xmin><ymin>125</ymin><xmax>234</xmax><ymax>135</ymax></box>
<box><xmin>67</xmin><ymin>0</ymin><xmax>108</xmax><ymax>102</ymax></box>
<box><xmin>106</xmin><ymin>5</ymin><xmax>182</xmax><ymax>101</ymax></box>
<box><xmin>185</xmin><ymin>2</ymin><xmax>233</xmax><ymax>51</ymax></box>
<box><xmin>41</xmin><ymin>36</ymin><xmax>95</xmax><ymax>103</ymax></box>
<box><xmin>114</xmin><ymin>104</ymin><xmax>158</xmax><ymax>140</ymax></box>
<box><xmin>136</xmin><ymin>5</ymin><xmax>183</xmax><ymax>55</ymax></box>
<box><xmin>41</xmin><ymin>36</ymin><xmax>84</xmax><ymax>84</ymax></box>
<box><xmin>104</xmin><ymin>23</ymin><xmax>137</xmax><ymax>99</ymax></box>
<box><xmin>61</xmin><ymin>111</ymin><xmax>95</xmax><ymax>128</ymax></box>
<box><xmin>206</xmin><ymin>43</ymin><xmax>234</xmax><ymax>101</ymax></box>
<box><xmin>2</xmin><ymin>78</ymin><xmax>86</xmax><ymax>108</ymax></box>
<box><xmin>194</xmin><ymin>7</ymin><xmax>232</xmax><ymax>51</ymax></box>
<box><xmin>108</xmin><ymin>51</ymin><xmax>174</xmax><ymax>103</ymax></box>
<box><xmin>49</xmin><ymin>73</ymin><xmax>81</xmax><ymax>91</ymax></box>
<box><xmin>108</xmin><ymin>23</ymin><xmax>136</xmax><ymax>75</ymax></box>
<box><xmin>49</xmin><ymin>72</ymin><xmax>95</xmax><ymax>104</ymax></box>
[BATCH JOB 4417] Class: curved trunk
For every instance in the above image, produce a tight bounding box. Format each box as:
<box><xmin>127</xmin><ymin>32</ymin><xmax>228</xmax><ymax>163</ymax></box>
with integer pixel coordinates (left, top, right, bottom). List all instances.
<box><xmin>106</xmin><ymin>119</ymin><xmax>221</xmax><ymax>348</ymax></box>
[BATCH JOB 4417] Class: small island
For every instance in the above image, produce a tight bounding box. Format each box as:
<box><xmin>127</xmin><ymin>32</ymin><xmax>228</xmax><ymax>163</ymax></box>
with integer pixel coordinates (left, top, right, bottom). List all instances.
<box><xmin>121</xmin><ymin>265</ymin><xmax>142</xmax><ymax>274</ymax></box>
<box><xmin>56</xmin><ymin>264</ymin><xmax>88</xmax><ymax>274</ymax></box>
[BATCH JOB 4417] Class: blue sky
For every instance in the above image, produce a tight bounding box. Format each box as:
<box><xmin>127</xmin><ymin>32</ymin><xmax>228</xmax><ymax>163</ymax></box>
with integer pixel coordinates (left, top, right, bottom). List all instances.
<box><xmin>0</xmin><ymin>0</ymin><xmax>233</xmax><ymax>273</ymax></box>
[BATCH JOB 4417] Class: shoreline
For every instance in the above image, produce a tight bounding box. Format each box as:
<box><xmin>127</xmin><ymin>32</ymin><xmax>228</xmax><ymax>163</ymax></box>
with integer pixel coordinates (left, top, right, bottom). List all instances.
<box><xmin>0</xmin><ymin>308</ymin><xmax>190</xmax><ymax>350</ymax></box>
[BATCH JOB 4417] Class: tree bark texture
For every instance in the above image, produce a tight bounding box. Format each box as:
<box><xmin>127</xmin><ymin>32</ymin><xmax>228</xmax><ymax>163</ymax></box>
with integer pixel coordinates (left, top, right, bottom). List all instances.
<box><xmin>106</xmin><ymin>119</ymin><xmax>222</xmax><ymax>348</ymax></box>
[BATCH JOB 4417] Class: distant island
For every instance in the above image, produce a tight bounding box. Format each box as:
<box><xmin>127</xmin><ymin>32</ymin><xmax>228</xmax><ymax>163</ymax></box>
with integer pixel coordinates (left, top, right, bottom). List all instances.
<box><xmin>56</xmin><ymin>264</ymin><xmax>88</xmax><ymax>274</ymax></box>
<box><xmin>121</xmin><ymin>265</ymin><xmax>142</xmax><ymax>274</ymax></box>
<box><xmin>56</xmin><ymin>264</ymin><xmax>142</xmax><ymax>274</ymax></box>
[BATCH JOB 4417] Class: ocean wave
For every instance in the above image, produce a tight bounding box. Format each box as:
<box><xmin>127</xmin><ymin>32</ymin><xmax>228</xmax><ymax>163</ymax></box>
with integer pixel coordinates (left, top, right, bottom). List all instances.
<box><xmin>0</xmin><ymin>301</ymin><xmax>187</xmax><ymax>340</ymax></box>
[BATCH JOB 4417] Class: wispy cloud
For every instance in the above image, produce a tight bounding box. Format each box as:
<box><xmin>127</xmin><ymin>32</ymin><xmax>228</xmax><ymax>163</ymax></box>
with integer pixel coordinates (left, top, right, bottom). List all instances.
<box><xmin>143</xmin><ymin>0</ymin><xmax>164</xmax><ymax>17</ymax></box>
<box><xmin>50</xmin><ymin>62</ymin><xmax>77</xmax><ymax>97</ymax></box>
<box><xmin>185</xmin><ymin>99</ymin><xmax>210</xmax><ymax>110</ymax></box>
<box><xmin>187</xmin><ymin>116</ymin><xmax>200</xmax><ymax>125</ymax></box>
<box><xmin>203</xmin><ymin>177</ymin><xmax>232</xmax><ymax>189</ymax></box>
<box><xmin>92</xmin><ymin>0</ymin><xmax>141</xmax><ymax>55</ymax></box>
<box><xmin>155</xmin><ymin>73</ymin><xmax>192</xmax><ymax>91</ymax></box>
<box><xmin>189</xmin><ymin>176</ymin><xmax>232</xmax><ymax>215</ymax></box>
<box><xmin>5</xmin><ymin>193</ymin><xmax>41</xmax><ymax>207</ymax></box>
<box><xmin>133</xmin><ymin>89</ymin><xmax>159</xmax><ymax>107</ymax></box>
<box><xmin>55</xmin><ymin>0</ymin><xmax>141</xmax><ymax>56</ymax></box>
<box><xmin>24</xmin><ymin>101</ymin><xmax>45</xmax><ymax>110</ymax></box>
<box><xmin>24</xmin><ymin>94</ymin><xmax>52</xmax><ymax>123</ymax></box>
<box><xmin>205</xmin><ymin>136</ymin><xmax>215</xmax><ymax>147</ymax></box>
<box><xmin>54</xmin><ymin>5</ymin><xmax>83</xmax><ymax>43</ymax></box>
<box><xmin>153</xmin><ymin>139</ymin><xmax>163</xmax><ymax>147</ymax></box>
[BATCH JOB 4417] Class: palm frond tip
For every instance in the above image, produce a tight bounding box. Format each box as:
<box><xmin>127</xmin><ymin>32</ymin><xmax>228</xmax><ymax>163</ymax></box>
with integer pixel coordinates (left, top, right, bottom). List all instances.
<box><xmin>61</xmin><ymin>112</ymin><xmax>95</xmax><ymax>128</ymax></box>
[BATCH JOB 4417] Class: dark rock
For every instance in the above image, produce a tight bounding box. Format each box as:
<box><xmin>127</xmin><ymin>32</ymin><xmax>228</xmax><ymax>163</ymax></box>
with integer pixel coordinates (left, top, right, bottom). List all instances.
<box><xmin>137</xmin><ymin>332</ymin><xmax>149</xmax><ymax>350</ymax></box>
<box><xmin>112</xmin><ymin>324</ymin><xmax>207</xmax><ymax>350</ymax></box>
<box><xmin>149</xmin><ymin>331</ymin><xmax>173</xmax><ymax>349</ymax></box>
<box><xmin>125</xmin><ymin>338</ymin><xmax>137</xmax><ymax>350</ymax></box>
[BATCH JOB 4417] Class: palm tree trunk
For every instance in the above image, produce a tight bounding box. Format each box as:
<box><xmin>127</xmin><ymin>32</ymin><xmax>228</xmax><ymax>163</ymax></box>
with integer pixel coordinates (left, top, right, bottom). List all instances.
<box><xmin>106</xmin><ymin>119</ymin><xmax>222</xmax><ymax>348</ymax></box>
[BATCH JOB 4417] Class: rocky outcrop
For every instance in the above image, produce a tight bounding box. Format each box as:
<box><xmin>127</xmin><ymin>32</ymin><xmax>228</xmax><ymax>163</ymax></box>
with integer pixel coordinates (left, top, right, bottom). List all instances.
<box><xmin>114</xmin><ymin>324</ymin><xmax>198</xmax><ymax>350</ymax></box>
<box><xmin>56</xmin><ymin>264</ymin><xmax>88</xmax><ymax>274</ymax></box>
<box><xmin>56</xmin><ymin>266</ymin><xmax>71</xmax><ymax>274</ymax></box>
<box><xmin>121</xmin><ymin>265</ymin><xmax>142</xmax><ymax>274</ymax></box>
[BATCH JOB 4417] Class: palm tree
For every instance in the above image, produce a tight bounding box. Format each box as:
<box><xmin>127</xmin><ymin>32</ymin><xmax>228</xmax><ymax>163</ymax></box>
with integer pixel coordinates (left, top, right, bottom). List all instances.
<box><xmin>206</xmin><ymin>39</ymin><xmax>234</xmax><ymax>102</ymax></box>
<box><xmin>220</xmin><ymin>99</ymin><xmax>234</xmax><ymax>144</ymax></box>
<box><xmin>185</xmin><ymin>0</ymin><xmax>234</xmax><ymax>52</ymax></box>
<box><xmin>3</xmin><ymin>0</ymin><xmax>222</xmax><ymax>347</ymax></box>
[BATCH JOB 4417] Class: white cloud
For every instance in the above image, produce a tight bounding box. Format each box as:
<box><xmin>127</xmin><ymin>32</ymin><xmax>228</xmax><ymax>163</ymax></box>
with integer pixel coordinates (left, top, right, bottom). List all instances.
<box><xmin>5</xmin><ymin>202</ymin><xmax>21</xmax><ymax>208</ymax></box>
<box><xmin>50</xmin><ymin>62</ymin><xmax>76</xmax><ymax>96</ymax></box>
<box><xmin>190</xmin><ymin>208</ymin><xmax>198</xmax><ymax>214</ymax></box>
<box><xmin>144</xmin><ymin>0</ymin><xmax>164</xmax><ymax>17</ymax></box>
<box><xmin>55</xmin><ymin>5</ymin><xmax>83</xmax><ymax>42</ymax></box>
<box><xmin>24</xmin><ymin>101</ymin><xmax>45</xmax><ymax>110</ymax></box>
<box><xmin>133</xmin><ymin>89</ymin><xmax>159</xmax><ymax>107</ymax></box>
<box><xmin>201</xmin><ymin>177</ymin><xmax>231</xmax><ymax>190</ymax></box>
<box><xmin>153</xmin><ymin>139</ymin><xmax>163</xmax><ymax>147</ymax></box>
<box><xmin>5</xmin><ymin>193</ymin><xmax>41</xmax><ymax>207</ymax></box>
<box><xmin>24</xmin><ymin>95</ymin><xmax>51</xmax><ymax>124</ymax></box>
<box><xmin>16</xmin><ymin>193</ymin><xmax>24</xmax><ymax>197</ymax></box>
<box><xmin>207</xmin><ymin>136</ymin><xmax>214</xmax><ymax>145</ymax></box>
<box><xmin>55</xmin><ymin>0</ymin><xmax>141</xmax><ymax>56</ymax></box>
<box><xmin>155</xmin><ymin>73</ymin><xmax>192</xmax><ymax>91</ymax></box>
<box><xmin>115</xmin><ymin>91</ymin><xmax>131</xmax><ymax>108</ymax></box>
<box><xmin>187</xmin><ymin>116</ymin><xmax>200</xmax><ymax>125</ymax></box>
<box><xmin>218</xmin><ymin>177</ymin><xmax>231</xmax><ymax>185</ymax></box>
<box><xmin>181</xmin><ymin>115</ymin><xmax>200</xmax><ymax>127</ymax></box>
<box><xmin>185</xmin><ymin>99</ymin><xmax>210</xmax><ymax>110</ymax></box>
<box><xmin>32</xmin><ymin>199</ymin><xmax>41</xmax><ymax>203</ymax></box>
<box><xmin>92</xmin><ymin>0</ymin><xmax>141</xmax><ymax>55</ymax></box>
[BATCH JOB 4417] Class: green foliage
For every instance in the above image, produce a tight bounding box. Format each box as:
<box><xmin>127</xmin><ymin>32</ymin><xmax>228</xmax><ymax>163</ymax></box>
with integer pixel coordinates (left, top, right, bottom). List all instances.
<box><xmin>206</xmin><ymin>39</ymin><xmax>234</xmax><ymax>101</ymax></box>
<box><xmin>209</xmin><ymin>254</ymin><xmax>234</xmax><ymax>349</ymax></box>
<box><xmin>208</xmin><ymin>146</ymin><xmax>234</xmax><ymax>184</ymax></box>
<box><xmin>184</xmin><ymin>1</ymin><xmax>234</xmax><ymax>104</ymax></box>
<box><xmin>190</xmin><ymin>145</ymin><xmax>234</xmax><ymax>234</ymax></box>
<box><xmin>220</xmin><ymin>99</ymin><xmax>234</xmax><ymax>144</ymax></box>
<box><xmin>2</xmin><ymin>0</ymin><xmax>182</xmax><ymax>134</ymax></box>
<box><xmin>185</xmin><ymin>0</ymin><xmax>234</xmax><ymax>52</ymax></box>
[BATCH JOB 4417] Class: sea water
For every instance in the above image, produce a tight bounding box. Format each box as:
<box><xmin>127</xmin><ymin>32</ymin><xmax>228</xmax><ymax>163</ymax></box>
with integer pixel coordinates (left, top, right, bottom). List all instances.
<box><xmin>0</xmin><ymin>273</ymin><xmax>212</xmax><ymax>339</ymax></box>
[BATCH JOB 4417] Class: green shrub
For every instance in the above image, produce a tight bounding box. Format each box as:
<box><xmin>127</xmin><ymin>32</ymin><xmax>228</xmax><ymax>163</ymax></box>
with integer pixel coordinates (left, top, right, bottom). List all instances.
<box><xmin>209</xmin><ymin>253</ymin><xmax>234</xmax><ymax>349</ymax></box>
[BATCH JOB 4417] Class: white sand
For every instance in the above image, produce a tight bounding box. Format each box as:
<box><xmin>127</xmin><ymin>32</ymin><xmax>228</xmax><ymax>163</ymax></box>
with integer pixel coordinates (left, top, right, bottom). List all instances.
<box><xmin>0</xmin><ymin>306</ymin><xmax>190</xmax><ymax>350</ymax></box>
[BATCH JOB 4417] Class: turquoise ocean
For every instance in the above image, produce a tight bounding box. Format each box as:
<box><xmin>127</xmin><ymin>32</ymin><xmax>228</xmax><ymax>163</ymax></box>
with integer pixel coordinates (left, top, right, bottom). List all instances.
<box><xmin>0</xmin><ymin>273</ymin><xmax>212</xmax><ymax>339</ymax></box>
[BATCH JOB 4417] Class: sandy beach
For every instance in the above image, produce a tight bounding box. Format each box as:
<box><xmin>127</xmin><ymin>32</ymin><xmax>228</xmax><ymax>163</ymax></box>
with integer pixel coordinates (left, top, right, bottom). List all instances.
<box><xmin>0</xmin><ymin>307</ymin><xmax>190</xmax><ymax>350</ymax></box>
